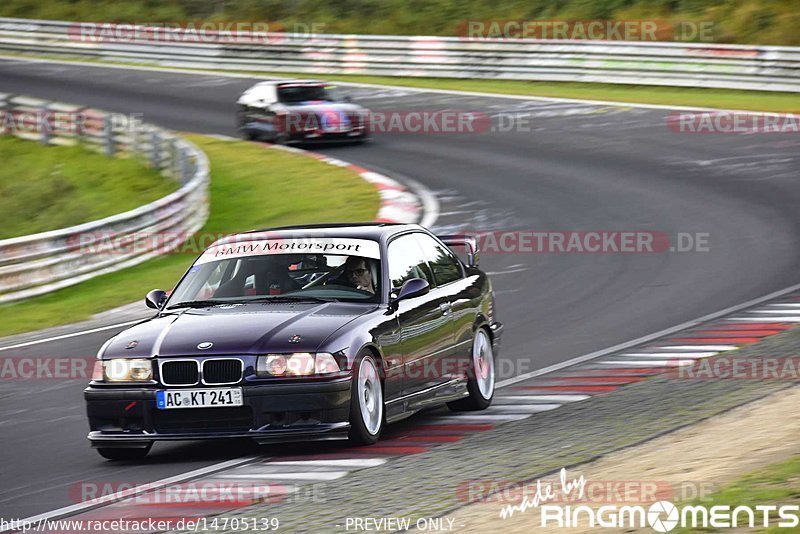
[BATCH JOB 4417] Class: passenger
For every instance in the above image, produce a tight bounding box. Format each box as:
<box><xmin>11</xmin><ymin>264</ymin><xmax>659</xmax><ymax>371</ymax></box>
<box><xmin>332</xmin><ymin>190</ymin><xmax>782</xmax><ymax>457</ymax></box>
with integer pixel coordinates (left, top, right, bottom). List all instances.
<box><xmin>345</xmin><ymin>256</ymin><xmax>375</xmax><ymax>294</ymax></box>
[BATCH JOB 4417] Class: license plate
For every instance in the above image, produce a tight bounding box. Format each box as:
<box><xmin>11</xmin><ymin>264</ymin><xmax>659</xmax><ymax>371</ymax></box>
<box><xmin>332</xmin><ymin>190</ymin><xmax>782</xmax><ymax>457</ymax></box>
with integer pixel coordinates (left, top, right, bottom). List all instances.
<box><xmin>156</xmin><ymin>388</ymin><xmax>243</xmax><ymax>410</ymax></box>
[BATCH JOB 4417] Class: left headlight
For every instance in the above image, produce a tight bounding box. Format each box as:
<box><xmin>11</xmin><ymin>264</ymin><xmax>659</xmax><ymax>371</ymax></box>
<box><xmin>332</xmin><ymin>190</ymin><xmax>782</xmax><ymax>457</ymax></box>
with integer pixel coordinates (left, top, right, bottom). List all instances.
<box><xmin>101</xmin><ymin>359</ymin><xmax>153</xmax><ymax>382</ymax></box>
<box><xmin>256</xmin><ymin>353</ymin><xmax>341</xmax><ymax>377</ymax></box>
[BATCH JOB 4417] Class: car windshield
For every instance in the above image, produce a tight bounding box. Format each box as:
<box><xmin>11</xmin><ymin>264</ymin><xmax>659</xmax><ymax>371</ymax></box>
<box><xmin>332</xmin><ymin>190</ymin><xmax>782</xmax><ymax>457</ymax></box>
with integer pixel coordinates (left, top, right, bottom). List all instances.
<box><xmin>277</xmin><ymin>84</ymin><xmax>336</xmax><ymax>103</ymax></box>
<box><xmin>167</xmin><ymin>236</ymin><xmax>381</xmax><ymax>306</ymax></box>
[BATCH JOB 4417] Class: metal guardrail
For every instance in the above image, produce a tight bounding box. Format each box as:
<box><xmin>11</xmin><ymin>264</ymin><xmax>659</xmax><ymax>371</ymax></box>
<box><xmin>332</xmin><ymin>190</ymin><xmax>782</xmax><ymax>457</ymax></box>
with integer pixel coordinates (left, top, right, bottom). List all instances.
<box><xmin>0</xmin><ymin>18</ymin><xmax>799</xmax><ymax>92</ymax></box>
<box><xmin>0</xmin><ymin>93</ymin><xmax>210</xmax><ymax>303</ymax></box>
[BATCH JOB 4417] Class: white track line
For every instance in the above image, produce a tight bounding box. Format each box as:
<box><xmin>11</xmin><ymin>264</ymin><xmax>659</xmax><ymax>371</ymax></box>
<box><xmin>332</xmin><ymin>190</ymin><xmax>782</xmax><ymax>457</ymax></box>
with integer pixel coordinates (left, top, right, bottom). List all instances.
<box><xmin>491</xmin><ymin>399</ymin><xmax>565</xmax><ymax>408</ymax></box>
<box><xmin>0</xmin><ymin>320</ymin><xmax>141</xmax><ymax>353</ymax></box>
<box><xmin>0</xmin><ymin>456</ymin><xmax>260</xmax><ymax>532</ymax></box>
<box><xmin>652</xmin><ymin>345</ymin><xmax>740</xmax><ymax>351</ymax></box>
<box><xmin>616</xmin><ymin>352</ymin><xmax>718</xmax><ymax>359</ymax></box>
<box><xmin>423</xmin><ymin>414</ymin><xmax>532</xmax><ymax>423</ymax></box>
<box><xmin>222</xmin><ymin>471</ymin><xmax>349</xmax><ymax>481</ymax></box>
<box><xmin>726</xmin><ymin>317</ymin><xmax>800</xmax><ymax>322</ymax></box>
<box><xmin>598</xmin><ymin>360</ymin><xmax>695</xmax><ymax>367</ymax></box>
<box><xmin>494</xmin><ymin>395</ymin><xmax>590</xmax><ymax>403</ymax></box>
<box><xmin>264</xmin><ymin>459</ymin><xmax>387</xmax><ymax>468</ymax></box>
<box><xmin>482</xmin><ymin>404</ymin><xmax>562</xmax><ymax>413</ymax></box>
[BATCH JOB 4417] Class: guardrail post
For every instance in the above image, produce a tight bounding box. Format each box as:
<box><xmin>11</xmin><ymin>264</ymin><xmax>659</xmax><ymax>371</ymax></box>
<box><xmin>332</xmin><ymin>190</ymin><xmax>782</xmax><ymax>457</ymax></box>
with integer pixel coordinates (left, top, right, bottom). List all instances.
<box><xmin>151</xmin><ymin>130</ymin><xmax>161</xmax><ymax>169</ymax></box>
<box><xmin>170</xmin><ymin>137</ymin><xmax>179</xmax><ymax>178</ymax></box>
<box><xmin>103</xmin><ymin>114</ymin><xmax>115</xmax><ymax>156</ymax></box>
<box><xmin>74</xmin><ymin>106</ymin><xmax>86</xmax><ymax>144</ymax></box>
<box><xmin>179</xmin><ymin>146</ymin><xmax>189</xmax><ymax>184</ymax></box>
<box><xmin>131</xmin><ymin>122</ymin><xmax>139</xmax><ymax>157</ymax></box>
<box><xmin>40</xmin><ymin>103</ymin><xmax>50</xmax><ymax>145</ymax></box>
<box><xmin>0</xmin><ymin>95</ymin><xmax>9</xmax><ymax>135</ymax></box>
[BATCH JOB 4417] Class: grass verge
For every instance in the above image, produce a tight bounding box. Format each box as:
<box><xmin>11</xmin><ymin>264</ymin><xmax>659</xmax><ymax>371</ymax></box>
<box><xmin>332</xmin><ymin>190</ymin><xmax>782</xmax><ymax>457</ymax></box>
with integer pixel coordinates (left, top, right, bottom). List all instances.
<box><xmin>283</xmin><ymin>73</ymin><xmax>800</xmax><ymax>113</ymax></box>
<box><xmin>0</xmin><ymin>136</ymin><xmax>177</xmax><ymax>239</ymax></box>
<box><xmin>0</xmin><ymin>136</ymin><xmax>379</xmax><ymax>337</ymax></box>
<box><xmin>676</xmin><ymin>455</ymin><xmax>800</xmax><ymax>532</ymax></box>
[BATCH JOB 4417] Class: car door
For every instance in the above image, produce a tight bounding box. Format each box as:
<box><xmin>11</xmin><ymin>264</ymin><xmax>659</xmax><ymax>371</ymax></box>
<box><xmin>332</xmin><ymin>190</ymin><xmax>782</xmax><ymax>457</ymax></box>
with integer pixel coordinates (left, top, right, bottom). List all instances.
<box><xmin>386</xmin><ymin>233</ymin><xmax>456</xmax><ymax>402</ymax></box>
<box><xmin>413</xmin><ymin>232</ymin><xmax>476</xmax><ymax>381</ymax></box>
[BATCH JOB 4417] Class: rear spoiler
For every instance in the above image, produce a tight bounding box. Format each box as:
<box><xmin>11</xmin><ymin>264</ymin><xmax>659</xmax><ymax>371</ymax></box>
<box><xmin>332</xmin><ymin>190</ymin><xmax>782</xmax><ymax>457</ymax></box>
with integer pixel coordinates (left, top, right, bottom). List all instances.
<box><xmin>437</xmin><ymin>234</ymin><xmax>479</xmax><ymax>267</ymax></box>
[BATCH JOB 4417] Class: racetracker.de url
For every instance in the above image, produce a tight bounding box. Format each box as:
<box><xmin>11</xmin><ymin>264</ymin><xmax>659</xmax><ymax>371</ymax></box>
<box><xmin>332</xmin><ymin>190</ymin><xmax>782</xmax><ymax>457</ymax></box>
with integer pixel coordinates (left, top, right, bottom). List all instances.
<box><xmin>0</xmin><ymin>517</ymin><xmax>280</xmax><ymax>533</ymax></box>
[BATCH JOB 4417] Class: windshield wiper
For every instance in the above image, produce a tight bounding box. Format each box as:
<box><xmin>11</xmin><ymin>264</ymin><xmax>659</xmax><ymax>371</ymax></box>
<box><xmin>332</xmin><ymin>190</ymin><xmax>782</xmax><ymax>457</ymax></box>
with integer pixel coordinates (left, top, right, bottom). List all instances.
<box><xmin>166</xmin><ymin>300</ymin><xmax>238</xmax><ymax>309</ymax></box>
<box><xmin>248</xmin><ymin>295</ymin><xmax>335</xmax><ymax>303</ymax></box>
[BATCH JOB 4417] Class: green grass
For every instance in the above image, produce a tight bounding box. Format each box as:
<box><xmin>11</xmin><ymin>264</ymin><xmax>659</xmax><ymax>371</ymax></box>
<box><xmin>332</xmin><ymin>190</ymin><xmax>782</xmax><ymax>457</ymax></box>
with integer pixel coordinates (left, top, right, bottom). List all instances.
<box><xmin>0</xmin><ymin>136</ymin><xmax>177</xmax><ymax>239</ymax></box>
<box><xmin>1</xmin><ymin>0</ymin><xmax>798</xmax><ymax>45</ymax></box>
<box><xmin>299</xmin><ymin>73</ymin><xmax>800</xmax><ymax>114</ymax></box>
<box><xmin>0</xmin><ymin>136</ymin><xmax>379</xmax><ymax>337</ymax></box>
<box><xmin>675</xmin><ymin>455</ymin><xmax>800</xmax><ymax>533</ymax></box>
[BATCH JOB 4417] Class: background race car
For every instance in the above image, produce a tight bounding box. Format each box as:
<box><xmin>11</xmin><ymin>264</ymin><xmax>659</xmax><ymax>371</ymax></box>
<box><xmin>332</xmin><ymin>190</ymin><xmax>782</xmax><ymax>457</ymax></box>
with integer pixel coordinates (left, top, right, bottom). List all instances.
<box><xmin>237</xmin><ymin>80</ymin><xmax>370</xmax><ymax>144</ymax></box>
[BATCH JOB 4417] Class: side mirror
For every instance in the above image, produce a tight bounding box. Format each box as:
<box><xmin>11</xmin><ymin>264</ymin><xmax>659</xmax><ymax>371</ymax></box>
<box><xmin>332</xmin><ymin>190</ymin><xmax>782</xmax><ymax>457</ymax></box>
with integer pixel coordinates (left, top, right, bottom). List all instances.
<box><xmin>392</xmin><ymin>278</ymin><xmax>430</xmax><ymax>304</ymax></box>
<box><xmin>145</xmin><ymin>289</ymin><xmax>168</xmax><ymax>310</ymax></box>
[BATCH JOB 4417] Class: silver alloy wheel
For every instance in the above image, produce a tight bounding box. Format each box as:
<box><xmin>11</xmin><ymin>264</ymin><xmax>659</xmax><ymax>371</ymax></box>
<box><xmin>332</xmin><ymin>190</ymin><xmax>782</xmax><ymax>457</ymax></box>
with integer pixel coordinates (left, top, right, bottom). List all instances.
<box><xmin>357</xmin><ymin>356</ymin><xmax>383</xmax><ymax>435</ymax></box>
<box><xmin>474</xmin><ymin>330</ymin><xmax>495</xmax><ymax>399</ymax></box>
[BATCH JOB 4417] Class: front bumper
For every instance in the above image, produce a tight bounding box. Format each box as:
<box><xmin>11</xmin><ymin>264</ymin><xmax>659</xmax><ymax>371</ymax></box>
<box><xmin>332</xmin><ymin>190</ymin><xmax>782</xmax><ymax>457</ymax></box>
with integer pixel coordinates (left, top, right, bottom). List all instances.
<box><xmin>85</xmin><ymin>378</ymin><xmax>352</xmax><ymax>447</ymax></box>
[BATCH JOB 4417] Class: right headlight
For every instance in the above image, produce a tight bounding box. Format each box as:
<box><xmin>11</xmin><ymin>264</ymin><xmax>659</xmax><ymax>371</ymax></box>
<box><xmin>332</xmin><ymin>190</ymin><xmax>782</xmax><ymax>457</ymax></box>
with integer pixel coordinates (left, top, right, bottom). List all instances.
<box><xmin>102</xmin><ymin>359</ymin><xmax>153</xmax><ymax>382</ymax></box>
<box><xmin>256</xmin><ymin>353</ymin><xmax>341</xmax><ymax>377</ymax></box>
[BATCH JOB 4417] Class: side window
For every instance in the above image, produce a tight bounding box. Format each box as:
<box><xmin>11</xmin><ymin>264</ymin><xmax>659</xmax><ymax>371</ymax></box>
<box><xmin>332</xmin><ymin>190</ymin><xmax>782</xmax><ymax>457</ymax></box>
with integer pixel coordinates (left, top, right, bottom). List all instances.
<box><xmin>387</xmin><ymin>234</ymin><xmax>432</xmax><ymax>291</ymax></box>
<box><xmin>414</xmin><ymin>234</ymin><xmax>463</xmax><ymax>286</ymax></box>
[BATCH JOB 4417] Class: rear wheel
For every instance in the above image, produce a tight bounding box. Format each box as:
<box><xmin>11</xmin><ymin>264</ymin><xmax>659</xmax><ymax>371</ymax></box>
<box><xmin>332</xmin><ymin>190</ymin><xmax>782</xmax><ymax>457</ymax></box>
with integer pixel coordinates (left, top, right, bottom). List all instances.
<box><xmin>447</xmin><ymin>328</ymin><xmax>495</xmax><ymax>411</ymax></box>
<box><xmin>348</xmin><ymin>352</ymin><xmax>384</xmax><ymax>445</ymax></box>
<box><xmin>96</xmin><ymin>444</ymin><xmax>152</xmax><ymax>460</ymax></box>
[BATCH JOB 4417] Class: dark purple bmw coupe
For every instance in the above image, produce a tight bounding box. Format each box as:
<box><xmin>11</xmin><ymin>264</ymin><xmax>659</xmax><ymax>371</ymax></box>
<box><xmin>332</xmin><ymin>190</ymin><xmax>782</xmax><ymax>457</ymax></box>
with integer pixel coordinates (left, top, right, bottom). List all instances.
<box><xmin>85</xmin><ymin>223</ymin><xmax>502</xmax><ymax>459</ymax></box>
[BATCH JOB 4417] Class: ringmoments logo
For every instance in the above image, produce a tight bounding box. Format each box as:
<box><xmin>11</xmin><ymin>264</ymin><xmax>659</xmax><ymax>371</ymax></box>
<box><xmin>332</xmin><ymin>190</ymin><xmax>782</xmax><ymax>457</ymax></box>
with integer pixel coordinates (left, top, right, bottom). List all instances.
<box><xmin>501</xmin><ymin>469</ymin><xmax>800</xmax><ymax>531</ymax></box>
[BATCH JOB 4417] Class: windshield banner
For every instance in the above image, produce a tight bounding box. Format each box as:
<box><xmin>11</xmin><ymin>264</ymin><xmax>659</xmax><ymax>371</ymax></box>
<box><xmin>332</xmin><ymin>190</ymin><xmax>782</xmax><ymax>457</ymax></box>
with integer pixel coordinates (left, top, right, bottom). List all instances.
<box><xmin>195</xmin><ymin>238</ymin><xmax>381</xmax><ymax>265</ymax></box>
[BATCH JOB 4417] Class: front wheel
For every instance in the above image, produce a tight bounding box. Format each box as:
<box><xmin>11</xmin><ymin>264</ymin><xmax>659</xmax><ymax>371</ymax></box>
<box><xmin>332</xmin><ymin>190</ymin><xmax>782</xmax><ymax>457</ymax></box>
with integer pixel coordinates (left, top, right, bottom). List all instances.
<box><xmin>447</xmin><ymin>328</ymin><xmax>495</xmax><ymax>411</ymax></box>
<box><xmin>348</xmin><ymin>353</ymin><xmax>385</xmax><ymax>445</ymax></box>
<box><xmin>96</xmin><ymin>444</ymin><xmax>152</xmax><ymax>460</ymax></box>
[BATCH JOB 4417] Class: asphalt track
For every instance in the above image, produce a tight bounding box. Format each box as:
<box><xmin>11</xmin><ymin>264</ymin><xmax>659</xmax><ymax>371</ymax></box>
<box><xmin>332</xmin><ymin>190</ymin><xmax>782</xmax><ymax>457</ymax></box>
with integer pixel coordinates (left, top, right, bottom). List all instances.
<box><xmin>1</xmin><ymin>58</ymin><xmax>799</xmax><ymax>520</ymax></box>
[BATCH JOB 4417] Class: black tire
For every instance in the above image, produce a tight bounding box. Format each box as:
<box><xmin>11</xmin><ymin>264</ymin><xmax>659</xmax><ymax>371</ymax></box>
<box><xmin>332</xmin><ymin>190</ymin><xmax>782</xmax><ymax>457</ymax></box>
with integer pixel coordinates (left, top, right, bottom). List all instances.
<box><xmin>348</xmin><ymin>352</ymin><xmax>385</xmax><ymax>445</ymax></box>
<box><xmin>96</xmin><ymin>444</ymin><xmax>152</xmax><ymax>460</ymax></box>
<box><xmin>240</xmin><ymin>127</ymin><xmax>257</xmax><ymax>141</ymax></box>
<box><xmin>447</xmin><ymin>328</ymin><xmax>495</xmax><ymax>411</ymax></box>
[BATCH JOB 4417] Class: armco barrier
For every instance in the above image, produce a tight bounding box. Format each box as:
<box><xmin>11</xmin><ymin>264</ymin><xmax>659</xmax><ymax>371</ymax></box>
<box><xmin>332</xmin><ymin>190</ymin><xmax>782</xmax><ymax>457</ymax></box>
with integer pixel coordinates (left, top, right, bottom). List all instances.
<box><xmin>0</xmin><ymin>18</ymin><xmax>798</xmax><ymax>92</ymax></box>
<box><xmin>0</xmin><ymin>93</ymin><xmax>210</xmax><ymax>303</ymax></box>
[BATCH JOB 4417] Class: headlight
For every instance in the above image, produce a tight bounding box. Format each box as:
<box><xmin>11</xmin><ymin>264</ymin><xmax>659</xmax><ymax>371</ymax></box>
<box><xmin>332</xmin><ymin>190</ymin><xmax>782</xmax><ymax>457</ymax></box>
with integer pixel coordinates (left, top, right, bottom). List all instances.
<box><xmin>102</xmin><ymin>359</ymin><xmax>153</xmax><ymax>382</ymax></box>
<box><xmin>256</xmin><ymin>353</ymin><xmax>340</xmax><ymax>377</ymax></box>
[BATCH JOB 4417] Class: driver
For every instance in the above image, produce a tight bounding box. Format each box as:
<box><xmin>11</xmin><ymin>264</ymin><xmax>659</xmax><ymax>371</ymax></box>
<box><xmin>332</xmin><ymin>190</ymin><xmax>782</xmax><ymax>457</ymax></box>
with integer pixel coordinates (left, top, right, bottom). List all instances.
<box><xmin>344</xmin><ymin>256</ymin><xmax>375</xmax><ymax>294</ymax></box>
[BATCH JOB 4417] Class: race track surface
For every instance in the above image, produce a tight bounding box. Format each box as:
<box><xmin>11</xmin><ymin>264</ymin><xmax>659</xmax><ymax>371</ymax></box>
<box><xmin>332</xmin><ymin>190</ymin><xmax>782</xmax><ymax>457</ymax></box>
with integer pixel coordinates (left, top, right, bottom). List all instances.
<box><xmin>1</xmin><ymin>58</ymin><xmax>799</xmax><ymax>519</ymax></box>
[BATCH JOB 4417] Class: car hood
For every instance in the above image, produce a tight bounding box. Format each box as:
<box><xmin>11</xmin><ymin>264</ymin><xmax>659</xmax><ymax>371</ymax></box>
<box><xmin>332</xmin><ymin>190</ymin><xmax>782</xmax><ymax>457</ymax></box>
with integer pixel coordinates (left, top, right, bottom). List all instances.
<box><xmin>102</xmin><ymin>302</ymin><xmax>374</xmax><ymax>358</ymax></box>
